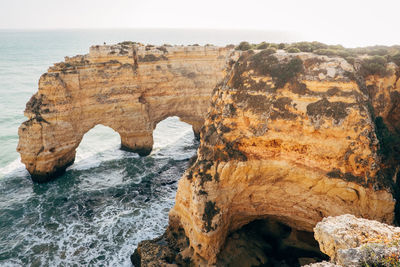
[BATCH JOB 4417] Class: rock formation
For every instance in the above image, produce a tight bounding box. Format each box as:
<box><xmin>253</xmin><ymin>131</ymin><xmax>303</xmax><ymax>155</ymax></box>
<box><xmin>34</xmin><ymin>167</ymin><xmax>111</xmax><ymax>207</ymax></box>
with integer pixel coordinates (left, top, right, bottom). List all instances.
<box><xmin>312</xmin><ymin>214</ymin><xmax>400</xmax><ymax>266</ymax></box>
<box><xmin>17</xmin><ymin>41</ymin><xmax>400</xmax><ymax>265</ymax></box>
<box><xmin>17</xmin><ymin>43</ymin><xmax>234</xmax><ymax>182</ymax></box>
<box><xmin>134</xmin><ymin>48</ymin><xmax>400</xmax><ymax>266</ymax></box>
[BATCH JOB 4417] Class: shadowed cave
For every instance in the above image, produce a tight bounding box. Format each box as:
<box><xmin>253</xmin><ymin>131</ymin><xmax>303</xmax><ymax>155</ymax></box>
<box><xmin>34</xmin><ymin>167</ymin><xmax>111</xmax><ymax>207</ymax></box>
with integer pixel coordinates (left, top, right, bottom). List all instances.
<box><xmin>132</xmin><ymin>217</ymin><xmax>328</xmax><ymax>267</ymax></box>
<box><xmin>216</xmin><ymin>218</ymin><xmax>328</xmax><ymax>267</ymax></box>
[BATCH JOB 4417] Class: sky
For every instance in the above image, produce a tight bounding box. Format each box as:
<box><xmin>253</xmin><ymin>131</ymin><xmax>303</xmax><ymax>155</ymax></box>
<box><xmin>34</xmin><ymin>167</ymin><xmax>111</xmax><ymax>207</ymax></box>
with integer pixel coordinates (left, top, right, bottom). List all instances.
<box><xmin>1</xmin><ymin>0</ymin><xmax>399</xmax><ymax>47</ymax></box>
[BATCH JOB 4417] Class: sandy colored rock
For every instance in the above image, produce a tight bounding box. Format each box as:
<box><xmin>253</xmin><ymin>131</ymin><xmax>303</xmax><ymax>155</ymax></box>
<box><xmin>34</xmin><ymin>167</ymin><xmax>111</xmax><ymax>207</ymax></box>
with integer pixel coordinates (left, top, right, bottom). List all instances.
<box><xmin>169</xmin><ymin>50</ymin><xmax>399</xmax><ymax>264</ymax></box>
<box><xmin>303</xmin><ymin>261</ymin><xmax>339</xmax><ymax>267</ymax></box>
<box><xmin>314</xmin><ymin>214</ymin><xmax>400</xmax><ymax>267</ymax></box>
<box><xmin>17</xmin><ymin>43</ymin><xmax>235</xmax><ymax>182</ymax></box>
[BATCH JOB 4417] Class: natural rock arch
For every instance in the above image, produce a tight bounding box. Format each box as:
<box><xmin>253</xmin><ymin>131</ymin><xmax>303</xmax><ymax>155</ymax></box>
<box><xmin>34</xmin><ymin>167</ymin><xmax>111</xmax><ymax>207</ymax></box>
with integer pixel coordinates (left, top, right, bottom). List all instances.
<box><xmin>17</xmin><ymin>43</ymin><xmax>234</xmax><ymax>182</ymax></box>
<box><xmin>75</xmin><ymin>124</ymin><xmax>120</xmax><ymax>159</ymax></box>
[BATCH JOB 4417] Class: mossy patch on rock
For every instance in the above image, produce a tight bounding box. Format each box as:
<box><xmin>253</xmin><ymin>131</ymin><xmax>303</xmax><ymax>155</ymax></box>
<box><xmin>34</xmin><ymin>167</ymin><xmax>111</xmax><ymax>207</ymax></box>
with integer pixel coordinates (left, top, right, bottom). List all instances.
<box><xmin>306</xmin><ymin>98</ymin><xmax>351</xmax><ymax>123</ymax></box>
<box><xmin>232</xmin><ymin>91</ymin><xmax>271</xmax><ymax>114</ymax></box>
<box><xmin>249</xmin><ymin>53</ymin><xmax>304</xmax><ymax>88</ymax></box>
<box><xmin>138</xmin><ymin>54</ymin><xmax>168</xmax><ymax>62</ymax></box>
<box><xmin>203</xmin><ymin>201</ymin><xmax>220</xmax><ymax>232</ymax></box>
<box><xmin>270</xmin><ymin>97</ymin><xmax>298</xmax><ymax>120</ymax></box>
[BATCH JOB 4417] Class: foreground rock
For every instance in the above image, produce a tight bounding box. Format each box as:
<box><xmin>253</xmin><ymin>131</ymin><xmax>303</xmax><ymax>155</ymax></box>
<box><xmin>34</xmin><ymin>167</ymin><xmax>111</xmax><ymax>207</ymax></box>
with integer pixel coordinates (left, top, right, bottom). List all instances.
<box><xmin>165</xmin><ymin>49</ymin><xmax>399</xmax><ymax>264</ymax></box>
<box><xmin>134</xmin><ymin>217</ymin><xmax>328</xmax><ymax>266</ymax></box>
<box><xmin>313</xmin><ymin>214</ymin><xmax>400</xmax><ymax>266</ymax></box>
<box><xmin>17</xmin><ymin>43</ymin><xmax>234</xmax><ymax>182</ymax></box>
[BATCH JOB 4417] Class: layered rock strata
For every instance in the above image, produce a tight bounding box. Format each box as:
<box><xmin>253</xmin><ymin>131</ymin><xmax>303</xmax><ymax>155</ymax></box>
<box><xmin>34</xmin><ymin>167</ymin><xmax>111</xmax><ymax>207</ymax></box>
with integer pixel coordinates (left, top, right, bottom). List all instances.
<box><xmin>17</xmin><ymin>43</ymin><xmax>234</xmax><ymax>182</ymax></box>
<box><xmin>151</xmin><ymin>49</ymin><xmax>400</xmax><ymax>265</ymax></box>
<box><xmin>313</xmin><ymin>214</ymin><xmax>400</xmax><ymax>266</ymax></box>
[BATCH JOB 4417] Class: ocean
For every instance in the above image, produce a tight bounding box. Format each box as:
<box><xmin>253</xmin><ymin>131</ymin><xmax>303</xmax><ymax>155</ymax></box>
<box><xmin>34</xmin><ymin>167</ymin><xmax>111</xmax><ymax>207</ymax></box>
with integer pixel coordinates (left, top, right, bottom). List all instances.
<box><xmin>0</xmin><ymin>29</ymin><xmax>299</xmax><ymax>266</ymax></box>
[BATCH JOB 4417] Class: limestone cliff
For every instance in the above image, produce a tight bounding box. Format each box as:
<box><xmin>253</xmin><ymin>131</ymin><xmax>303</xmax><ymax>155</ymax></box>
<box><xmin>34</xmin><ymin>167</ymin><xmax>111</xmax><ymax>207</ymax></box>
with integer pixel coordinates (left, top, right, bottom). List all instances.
<box><xmin>134</xmin><ymin>49</ymin><xmax>400</xmax><ymax>265</ymax></box>
<box><xmin>17</xmin><ymin>42</ymin><xmax>400</xmax><ymax>265</ymax></box>
<box><xmin>17</xmin><ymin>43</ymin><xmax>234</xmax><ymax>182</ymax></box>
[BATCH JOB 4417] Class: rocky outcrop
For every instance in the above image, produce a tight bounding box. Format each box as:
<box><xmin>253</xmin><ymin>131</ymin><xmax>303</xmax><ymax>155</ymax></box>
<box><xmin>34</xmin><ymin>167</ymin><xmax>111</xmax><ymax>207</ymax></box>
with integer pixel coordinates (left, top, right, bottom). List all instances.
<box><xmin>17</xmin><ymin>43</ymin><xmax>235</xmax><ymax>182</ymax></box>
<box><xmin>134</xmin><ymin>216</ymin><xmax>328</xmax><ymax>266</ymax></box>
<box><xmin>151</xmin><ymin>49</ymin><xmax>400</xmax><ymax>265</ymax></box>
<box><xmin>313</xmin><ymin>214</ymin><xmax>400</xmax><ymax>266</ymax></box>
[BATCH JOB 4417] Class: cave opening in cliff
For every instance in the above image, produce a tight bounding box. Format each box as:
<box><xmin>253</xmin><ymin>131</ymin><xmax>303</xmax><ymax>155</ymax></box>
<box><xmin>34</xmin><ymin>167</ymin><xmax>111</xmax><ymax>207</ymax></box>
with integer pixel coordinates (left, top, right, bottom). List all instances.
<box><xmin>75</xmin><ymin>124</ymin><xmax>121</xmax><ymax>163</ymax></box>
<box><xmin>217</xmin><ymin>218</ymin><xmax>328</xmax><ymax>267</ymax></box>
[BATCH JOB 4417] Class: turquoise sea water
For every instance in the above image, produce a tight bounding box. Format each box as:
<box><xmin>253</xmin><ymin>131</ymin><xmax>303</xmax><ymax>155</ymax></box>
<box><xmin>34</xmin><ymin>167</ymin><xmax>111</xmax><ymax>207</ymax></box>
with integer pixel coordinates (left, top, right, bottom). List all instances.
<box><xmin>0</xmin><ymin>29</ymin><xmax>298</xmax><ymax>266</ymax></box>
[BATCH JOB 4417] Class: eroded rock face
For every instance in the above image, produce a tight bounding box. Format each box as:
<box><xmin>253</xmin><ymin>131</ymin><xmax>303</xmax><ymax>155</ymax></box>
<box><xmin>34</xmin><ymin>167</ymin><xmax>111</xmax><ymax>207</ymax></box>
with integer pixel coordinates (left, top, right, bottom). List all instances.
<box><xmin>313</xmin><ymin>214</ymin><xmax>400</xmax><ymax>267</ymax></box>
<box><xmin>17</xmin><ymin>43</ymin><xmax>234</xmax><ymax>182</ymax></box>
<box><xmin>168</xmin><ymin>50</ymin><xmax>400</xmax><ymax>264</ymax></box>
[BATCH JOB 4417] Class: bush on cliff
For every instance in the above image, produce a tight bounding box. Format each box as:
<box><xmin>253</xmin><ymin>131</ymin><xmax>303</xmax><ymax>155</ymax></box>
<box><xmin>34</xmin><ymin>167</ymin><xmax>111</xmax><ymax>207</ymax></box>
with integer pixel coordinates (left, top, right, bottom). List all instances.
<box><xmin>236</xmin><ymin>41</ymin><xmax>400</xmax><ymax>66</ymax></box>
<box><xmin>314</xmin><ymin>49</ymin><xmax>339</xmax><ymax>56</ymax></box>
<box><xmin>391</xmin><ymin>53</ymin><xmax>400</xmax><ymax>66</ymax></box>
<box><xmin>360</xmin><ymin>56</ymin><xmax>391</xmax><ymax>77</ymax></box>
<box><xmin>255</xmin><ymin>42</ymin><xmax>269</xmax><ymax>49</ymax></box>
<box><xmin>236</xmin><ymin>41</ymin><xmax>252</xmax><ymax>51</ymax></box>
<box><xmin>287</xmin><ymin>47</ymin><xmax>301</xmax><ymax>53</ymax></box>
<box><xmin>251</xmin><ymin>52</ymin><xmax>304</xmax><ymax>88</ymax></box>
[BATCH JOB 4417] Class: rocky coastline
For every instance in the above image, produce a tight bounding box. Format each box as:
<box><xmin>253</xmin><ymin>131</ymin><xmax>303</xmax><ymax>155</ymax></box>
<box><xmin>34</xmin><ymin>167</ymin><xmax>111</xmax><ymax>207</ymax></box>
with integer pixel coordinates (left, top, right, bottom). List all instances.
<box><xmin>17</xmin><ymin>41</ymin><xmax>400</xmax><ymax>266</ymax></box>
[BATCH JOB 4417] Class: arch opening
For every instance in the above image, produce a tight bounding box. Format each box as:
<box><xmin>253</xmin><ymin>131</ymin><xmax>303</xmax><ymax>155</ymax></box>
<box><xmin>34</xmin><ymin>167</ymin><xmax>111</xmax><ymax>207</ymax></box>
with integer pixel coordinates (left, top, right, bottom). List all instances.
<box><xmin>74</xmin><ymin>124</ymin><xmax>122</xmax><ymax>168</ymax></box>
<box><xmin>152</xmin><ymin>116</ymin><xmax>195</xmax><ymax>154</ymax></box>
<box><xmin>217</xmin><ymin>217</ymin><xmax>328</xmax><ymax>266</ymax></box>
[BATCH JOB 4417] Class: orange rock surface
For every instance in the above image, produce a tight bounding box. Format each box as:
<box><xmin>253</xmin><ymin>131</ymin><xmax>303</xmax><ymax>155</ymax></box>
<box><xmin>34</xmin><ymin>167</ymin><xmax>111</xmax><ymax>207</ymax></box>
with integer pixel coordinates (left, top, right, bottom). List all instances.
<box><xmin>17</xmin><ymin>43</ymin><xmax>234</xmax><ymax>182</ymax></box>
<box><xmin>169</xmin><ymin>50</ymin><xmax>399</xmax><ymax>264</ymax></box>
<box><xmin>17</xmin><ymin>44</ymin><xmax>400</xmax><ymax>265</ymax></box>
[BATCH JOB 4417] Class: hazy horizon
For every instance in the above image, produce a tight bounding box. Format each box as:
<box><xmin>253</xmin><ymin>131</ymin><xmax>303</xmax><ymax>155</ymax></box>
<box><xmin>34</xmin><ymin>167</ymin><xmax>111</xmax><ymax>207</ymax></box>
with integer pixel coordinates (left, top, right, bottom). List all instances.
<box><xmin>0</xmin><ymin>27</ymin><xmax>398</xmax><ymax>49</ymax></box>
<box><xmin>1</xmin><ymin>0</ymin><xmax>400</xmax><ymax>48</ymax></box>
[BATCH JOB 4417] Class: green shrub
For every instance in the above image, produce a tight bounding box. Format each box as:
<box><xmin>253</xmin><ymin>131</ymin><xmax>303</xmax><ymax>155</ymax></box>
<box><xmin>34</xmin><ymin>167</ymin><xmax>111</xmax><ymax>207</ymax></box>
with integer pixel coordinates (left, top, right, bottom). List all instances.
<box><xmin>269</xmin><ymin>43</ymin><xmax>279</xmax><ymax>49</ymax></box>
<box><xmin>289</xmin><ymin>42</ymin><xmax>315</xmax><ymax>52</ymax></box>
<box><xmin>278</xmin><ymin>43</ymin><xmax>286</xmax><ymax>49</ymax></box>
<box><xmin>236</xmin><ymin>41</ymin><xmax>252</xmax><ymax>51</ymax></box>
<box><xmin>368</xmin><ymin>48</ymin><xmax>390</xmax><ymax>56</ymax></box>
<box><xmin>391</xmin><ymin>53</ymin><xmax>400</xmax><ymax>66</ymax></box>
<box><xmin>287</xmin><ymin>47</ymin><xmax>301</xmax><ymax>53</ymax></box>
<box><xmin>310</xmin><ymin>41</ymin><xmax>328</xmax><ymax>50</ymax></box>
<box><xmin>263</xmin><ymin>47</ymin><xmax>277</xmax><ymax>54</ymax></box>
<box><xmin>314</xmin><ymin>49</ymin><xmax>338</xmax><ymax>56</ymax></box>
<box><xmin>360</xmin><ymin>56</ymin><xmax>391</xmax><ymax>76</ymax></box>
<box><xmin>328</xmin><ymin>44</ymin><xmax>345</xmax><ymax>50</ymax></box>
<box><xmin>118</xmin><ymin>41</ymin><xmax>136</xmax><ymax>45</ymax></box>
<box><xmin>255</xmin><ymin>42</ymin><xmax>269</xmax><ymax>49</ymax></box>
